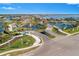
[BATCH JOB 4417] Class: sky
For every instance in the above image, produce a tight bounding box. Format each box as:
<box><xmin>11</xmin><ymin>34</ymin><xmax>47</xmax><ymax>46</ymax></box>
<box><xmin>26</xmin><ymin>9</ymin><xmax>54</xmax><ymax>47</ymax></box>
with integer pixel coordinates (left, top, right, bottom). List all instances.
<box><xmin>0</xmin><ymin>3</ymin><xmax>79</xmax><ymax>14</ymax></box>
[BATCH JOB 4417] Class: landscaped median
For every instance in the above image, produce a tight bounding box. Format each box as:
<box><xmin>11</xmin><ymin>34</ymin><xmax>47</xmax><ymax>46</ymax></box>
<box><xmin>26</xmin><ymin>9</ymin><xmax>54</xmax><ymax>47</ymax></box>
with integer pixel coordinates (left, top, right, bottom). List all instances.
<box><xmin>0</xmin><ymin>31</ymin><xmax>42</xmax><ymax>56</ymax></box>
<box><xmin>52</xmin><ymin>25</ymin><xmax>79</xmax><ymax>36</ymax></box>
<box><xmin>52</xmin><ymin>25</ymin><xmax>70</xmax><ymax>35</ymax></box>
<box><xmin>63</xmin><ymin>26</ymin><xmax>79</xmax><ymax>35</ymax></box>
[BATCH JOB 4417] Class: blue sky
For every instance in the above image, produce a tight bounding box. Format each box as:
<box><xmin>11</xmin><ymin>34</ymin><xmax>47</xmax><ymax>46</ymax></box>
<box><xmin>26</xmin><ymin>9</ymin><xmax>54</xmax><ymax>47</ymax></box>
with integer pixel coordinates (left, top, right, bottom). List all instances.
<box><xmin>0</xmin><ymin>3</ymin><xmax>79</xmax><ymax>14</ymax></box>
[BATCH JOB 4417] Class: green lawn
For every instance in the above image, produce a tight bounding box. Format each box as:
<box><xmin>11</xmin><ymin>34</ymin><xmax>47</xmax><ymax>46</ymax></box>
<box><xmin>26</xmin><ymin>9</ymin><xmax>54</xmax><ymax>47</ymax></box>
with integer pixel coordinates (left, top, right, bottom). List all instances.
<box><xmin>52</xmin><ymin>27</ymin><xmax>68</xmax><ymax>35</ymax></box>
<box><xmin>0</xmin><ymin>32</ymin><xmax>21</xmax><ymax>44</ymax></box>
<box><xmin>63</xmin><ymin>27</ymin><xmax>79</xmax><ymax>34</ymax></box>
<box><xmin>0</xmin><ymin>34</ymin><xmax>11</xmax><ymax>44</ymax></box>
<box><xmin>0</xmin><ymin>35</ymin><xmax>35</xmax><ymax>53</ymax></box>
<box><xmin>52</xmin><ymin>27</ymin><xmax>58</xmax><ymax>32</ymax></box>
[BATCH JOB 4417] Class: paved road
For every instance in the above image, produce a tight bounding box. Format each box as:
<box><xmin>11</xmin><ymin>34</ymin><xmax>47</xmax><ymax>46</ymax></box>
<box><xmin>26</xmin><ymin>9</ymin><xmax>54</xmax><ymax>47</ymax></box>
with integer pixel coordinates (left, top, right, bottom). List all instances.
<box><xmin>20</xmin><ymin>31</ymin><xmax>79</xmax><ymax>56</ymax></box>
<box><xmin>45</xmin><ymin>29</ymin><xmax>65</xmax><ymax>38</ymax></box>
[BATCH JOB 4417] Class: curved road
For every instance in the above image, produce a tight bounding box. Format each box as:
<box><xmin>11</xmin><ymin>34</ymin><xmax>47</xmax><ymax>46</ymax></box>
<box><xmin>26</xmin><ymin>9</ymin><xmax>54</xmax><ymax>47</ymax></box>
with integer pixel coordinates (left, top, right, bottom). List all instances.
<box><xmin>20</xmin><ymin>31</ymin><xmax>79</xmax><ymax>56</ymax></box>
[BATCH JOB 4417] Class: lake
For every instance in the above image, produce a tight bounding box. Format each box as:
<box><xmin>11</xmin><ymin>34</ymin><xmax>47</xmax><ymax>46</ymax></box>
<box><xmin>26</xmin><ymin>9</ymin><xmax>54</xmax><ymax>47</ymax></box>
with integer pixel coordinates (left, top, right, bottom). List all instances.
<box><xmin>49</xmin><ymin>22</ymin><xmax>74</xmax><ymax>30</ymax></box>
<box><xmin>0</xmin><ymin>22</ymin><xmax>4</xmax><ymax>32</ymax></box>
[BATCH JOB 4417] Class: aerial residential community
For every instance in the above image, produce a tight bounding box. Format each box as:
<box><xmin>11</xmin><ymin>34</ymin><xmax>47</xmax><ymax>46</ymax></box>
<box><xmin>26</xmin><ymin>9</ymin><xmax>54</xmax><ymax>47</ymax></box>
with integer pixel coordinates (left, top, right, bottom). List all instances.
<box><xmin>0</xmin><ymin>3</ymin><xmax>79</xmax><ymax>56</ymax></box>
<box><xmin>0</xmin><ymin>14</ymin><xmax>79</xmax><ymax>56</ymax></box>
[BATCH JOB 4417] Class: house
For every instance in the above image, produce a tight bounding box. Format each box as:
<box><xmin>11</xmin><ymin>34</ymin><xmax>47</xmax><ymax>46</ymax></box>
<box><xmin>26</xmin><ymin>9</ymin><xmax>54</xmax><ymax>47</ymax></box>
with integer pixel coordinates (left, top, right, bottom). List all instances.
<box><xmin>46</xmin><ymin>24</ymin><xmax>52</xmax><ymax>30</ymax></box>
<box><xmin>40</xmin><ymin>19</ymin><xmax>48</xmax><ymax>24</ymax></box>
<box><xmin>5</xmin><ymin>23</ymin><xmax>18</xmax><ymax>31</ymax></box>
<box><xmin>19</xmin><ymin>16</ymin><xmax>31</xmax><ymax>24</ymax></box>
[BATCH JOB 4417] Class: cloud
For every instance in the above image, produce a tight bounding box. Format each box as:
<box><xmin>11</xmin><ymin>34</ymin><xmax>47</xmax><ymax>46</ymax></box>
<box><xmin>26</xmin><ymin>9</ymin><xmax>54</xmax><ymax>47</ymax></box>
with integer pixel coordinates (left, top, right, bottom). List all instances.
<box><xmin>66</xmin><ymin>3</ymin><xmax>79</xmax><ymax>5</ymax></box>
<box><xmin>2</xmin><ymin>6</ymin><xmax>15</xmax><ymax>10</ymax></box>
<box><xmin>1</xmin><ymin>3</ymin><xmax>12</xmax><ymax>5</ymax></box>
<box><xmin>0</xmin><ymin>3</ymin><xmax>21</xmax><ymax>10</ymax></box>
<box><xmin>66</xmin><ymin>3</ymin><xmax>79</xmax><ymax>8</ymax></box>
